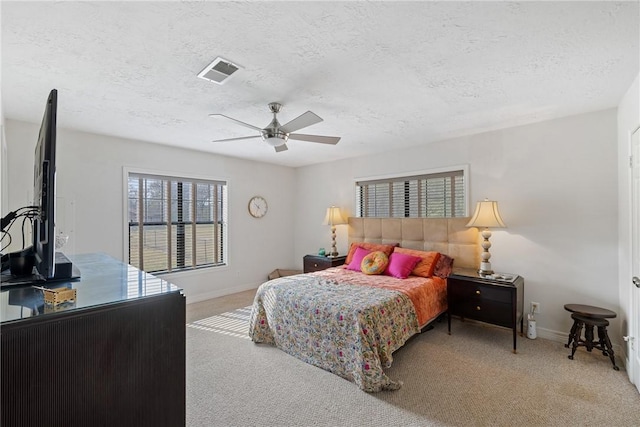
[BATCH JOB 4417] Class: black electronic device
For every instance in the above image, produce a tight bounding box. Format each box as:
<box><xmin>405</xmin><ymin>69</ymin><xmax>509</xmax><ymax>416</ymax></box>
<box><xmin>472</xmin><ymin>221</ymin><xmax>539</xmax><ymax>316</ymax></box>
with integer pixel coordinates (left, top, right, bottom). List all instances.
<box><xmin>8</xmin><ymin>247</ymin><xmax>35</xmax><ymax>276</ymax></box>
<box><xmin>0</xmin><ymin>89</ymin><xmax>80</xmax><ymax>289</ymax></box>
<box><xmin>1</xmin><ymin>253</ymin><xmax>9</xmax><ymax>272</ymax></box>
<box><xmin>32</xmin><ymin>89</ymin><xmax>58</xmax><ymax>279</ymax></box>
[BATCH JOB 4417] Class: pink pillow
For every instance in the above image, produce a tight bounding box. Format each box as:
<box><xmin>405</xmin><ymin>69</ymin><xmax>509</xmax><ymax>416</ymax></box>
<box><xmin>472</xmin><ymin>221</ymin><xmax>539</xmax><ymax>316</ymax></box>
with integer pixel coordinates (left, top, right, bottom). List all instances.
<box><xmin>392</xmin><ymin>248</ymin><xmax>441</xmax><ymax>277</ymax></box>
<box><xmin>384</xmin><ymin>252</ymin><xmax>422</xmax><ymax>279</ymax></box>
<box><xmin>346</xmin><ymin>247</ymin><xmax>372</xmax><ymax>272</ymax></box>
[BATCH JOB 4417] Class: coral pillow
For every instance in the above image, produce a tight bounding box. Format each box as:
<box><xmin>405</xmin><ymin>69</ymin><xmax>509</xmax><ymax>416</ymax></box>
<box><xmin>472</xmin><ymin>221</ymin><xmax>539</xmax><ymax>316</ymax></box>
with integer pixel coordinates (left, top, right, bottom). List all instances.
<box><xmin>384</xmin><ymin>252</ymin><xmax>422</xmax><ymax>279</ymax></box>
<box><xmin>361</xmin><ymin>251</ymin><xmax>389</xmax><ymax>275</ymax></box>
<box><xmin>344</xmin><ymin>242</ymin><xmax>397</xmax><ymax>265</ymax></box>
<box><xmin>346</xmin><ymin>247</ymin><xmax>372</xmax><ymax>272</ymax></box>
<box><xmin>393</xmin><ymin>248</ymin><xmax>441</xmax><ymax>277</ymax></box>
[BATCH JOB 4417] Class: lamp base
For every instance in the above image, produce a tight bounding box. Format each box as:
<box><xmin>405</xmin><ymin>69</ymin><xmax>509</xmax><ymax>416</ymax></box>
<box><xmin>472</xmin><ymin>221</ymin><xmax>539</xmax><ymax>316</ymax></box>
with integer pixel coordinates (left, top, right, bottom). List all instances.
<box><xmin>328</xmin><ymin>226</ymin><xmax>339</xmax><ymax>259</ymax></box>
<box><xmin>478</xmin><ymin>261</ymin><xmax>493</xmax><ymax>276</ymax></box>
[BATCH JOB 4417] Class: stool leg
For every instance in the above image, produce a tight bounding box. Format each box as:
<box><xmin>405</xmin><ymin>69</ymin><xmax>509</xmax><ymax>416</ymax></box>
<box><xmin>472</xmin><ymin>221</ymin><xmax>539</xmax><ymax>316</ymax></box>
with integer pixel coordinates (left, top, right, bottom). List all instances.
<box><xmin>596</xmin><ymin>326</ymin><xmax>609</xmax><ymax>356</ymax></box>
<box><xmin>568</xmin><ymin>321</ymin><xmax>583</xmax><ymax>360</ymax></box>
<box><xmin>584</xmin><ymin>324</ymin><xmax>595</xmax><ymax>352</ymax></box>
<box><xmin>565</xmin><ymin>319</ymin><xmax>579</xmax><ymax>348</ymax></box>
<box><xmin>597</xmin><ymin>325</ymin><xmax>619</xmax><ymax>371</ymax></box>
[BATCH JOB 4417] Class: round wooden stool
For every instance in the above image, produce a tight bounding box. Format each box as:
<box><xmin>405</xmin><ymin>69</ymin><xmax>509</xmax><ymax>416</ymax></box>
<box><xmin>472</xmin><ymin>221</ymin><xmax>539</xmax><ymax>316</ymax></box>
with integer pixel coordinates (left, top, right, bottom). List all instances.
<box><xmin>564</xmin><ymin>304</ymin><xmax>618</xmax><ymax>371</ymax></box>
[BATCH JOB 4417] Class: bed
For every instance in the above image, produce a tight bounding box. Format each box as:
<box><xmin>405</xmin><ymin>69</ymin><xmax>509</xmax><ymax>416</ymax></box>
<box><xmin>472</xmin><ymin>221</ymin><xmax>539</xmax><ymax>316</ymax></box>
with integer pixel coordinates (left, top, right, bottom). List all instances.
<box><xmin>249</xmin><ymin>217</ymin><xmax>479</xmax><ymax>392</ymax></box>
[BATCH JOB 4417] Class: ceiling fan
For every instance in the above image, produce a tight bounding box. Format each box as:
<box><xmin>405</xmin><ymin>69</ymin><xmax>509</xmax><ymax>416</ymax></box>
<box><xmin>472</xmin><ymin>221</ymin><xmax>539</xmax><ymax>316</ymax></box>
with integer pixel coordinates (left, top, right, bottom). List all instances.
<box><xmin>209</xmin><ymin>102</ymin><xmax>341</xmax><ymax>152</ymax></box>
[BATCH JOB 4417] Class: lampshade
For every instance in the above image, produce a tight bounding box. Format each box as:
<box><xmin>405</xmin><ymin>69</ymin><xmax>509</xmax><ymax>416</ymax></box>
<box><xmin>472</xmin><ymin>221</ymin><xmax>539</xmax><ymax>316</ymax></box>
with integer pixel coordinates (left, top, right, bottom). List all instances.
<box><xmin>466</xmin><ymin>199</ymin><xmax>506</xmax><ymax>229</ymax></box>
<box><xmin>323</xmin><ymin>206</ymin><xmax>347</xmax><ymax>226</ymax></box>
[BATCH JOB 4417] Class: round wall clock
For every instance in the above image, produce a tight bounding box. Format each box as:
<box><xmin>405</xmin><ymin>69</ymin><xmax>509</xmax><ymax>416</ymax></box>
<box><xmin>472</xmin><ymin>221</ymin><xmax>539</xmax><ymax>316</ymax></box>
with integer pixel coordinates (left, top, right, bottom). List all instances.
<box><xmin>248</xmin><ymin>196</ymin><xmax>268</xmax><ymax>218</ymax></box>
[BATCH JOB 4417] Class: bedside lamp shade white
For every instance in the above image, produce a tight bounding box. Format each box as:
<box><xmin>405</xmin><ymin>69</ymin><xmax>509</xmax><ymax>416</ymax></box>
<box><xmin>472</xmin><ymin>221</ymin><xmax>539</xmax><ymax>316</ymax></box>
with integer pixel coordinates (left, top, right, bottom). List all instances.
<box><xmin>466</xmin><ymin>199</ymin><xmax>506</xmax><ymax>275</ymax></box>
<box><xmin>323</xmin><ymin>206</ymin><xmax>347</xmax><ymax>257</ymax></box>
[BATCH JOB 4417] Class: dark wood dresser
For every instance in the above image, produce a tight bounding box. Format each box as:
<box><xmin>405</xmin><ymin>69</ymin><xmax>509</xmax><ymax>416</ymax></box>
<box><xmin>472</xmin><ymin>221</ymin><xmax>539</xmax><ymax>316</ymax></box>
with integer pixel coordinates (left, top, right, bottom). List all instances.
<box><xmin>1</xmin><ymin>253</ymin><xmax>186</xmax><ymax>427</ymax></box>
<box><xmin>303</xmin><ymin>254</ymin><xmax>347</xmax><ymax>273</ymax></box>
<box><xmin>447</xmin><ymin>268</ymin><xmax>524</xmax><ymax>353</ymax></box>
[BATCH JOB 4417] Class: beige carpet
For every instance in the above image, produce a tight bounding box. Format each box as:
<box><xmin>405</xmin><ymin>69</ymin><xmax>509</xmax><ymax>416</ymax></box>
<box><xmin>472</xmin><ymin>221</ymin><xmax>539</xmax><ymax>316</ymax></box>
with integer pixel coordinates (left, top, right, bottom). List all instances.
<box><xmin>186</xmin><ymin>299</ymin><xmax>640</xmax><ymax>427</ymax></box>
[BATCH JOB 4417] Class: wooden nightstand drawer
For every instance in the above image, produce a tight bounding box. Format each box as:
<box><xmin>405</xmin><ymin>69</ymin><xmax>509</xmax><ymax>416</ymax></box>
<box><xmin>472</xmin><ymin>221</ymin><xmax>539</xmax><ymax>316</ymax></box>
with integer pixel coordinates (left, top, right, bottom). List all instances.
<box><xmin>453</xmin><ymin>300</ymin><xmax>513</xmax><ymax>328</ymax></box>
<box><xmin>447</xmin><ymin>279</ymin><xmax>511</xmax><ymax>303</ymax></box>
<box><xmin>303</xmin><ymin>255</ymin><xmax>346</xmax><ymax>273</ymax></box>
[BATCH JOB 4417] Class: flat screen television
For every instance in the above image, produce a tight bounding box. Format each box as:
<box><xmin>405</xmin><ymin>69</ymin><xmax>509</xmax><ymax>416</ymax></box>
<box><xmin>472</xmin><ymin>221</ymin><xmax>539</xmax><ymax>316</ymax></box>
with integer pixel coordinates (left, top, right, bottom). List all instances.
<box><xmin>32</xmin><ymin>89</ymin><xmax>58</xmax><ymax>279</ymax></box>
<box><xmin>0</xmin><ymin>89</ymin><xmax>77</xmax><ymax>286</ymax></box>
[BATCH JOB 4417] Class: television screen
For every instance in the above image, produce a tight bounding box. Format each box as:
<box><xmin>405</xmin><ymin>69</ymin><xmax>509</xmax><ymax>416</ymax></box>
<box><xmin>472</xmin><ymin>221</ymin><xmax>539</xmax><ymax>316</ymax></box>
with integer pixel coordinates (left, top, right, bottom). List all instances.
<box><xmin>32</xmin><ymin>89</ymin><xmax>57</xmax><ymax>279</ymax></box>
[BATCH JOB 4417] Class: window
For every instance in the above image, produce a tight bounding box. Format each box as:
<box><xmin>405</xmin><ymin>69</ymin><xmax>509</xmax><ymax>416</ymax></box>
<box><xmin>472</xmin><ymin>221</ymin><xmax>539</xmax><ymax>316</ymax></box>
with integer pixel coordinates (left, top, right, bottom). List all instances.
<box><xmin>356</xmin><ymin>168</ymin><xmax>466</xmax><ymax>218</ymax></box>
<box><xmin>127</xmin><ymin>172</ymin><xmax>227</xmax><ymax>273</ymax></box>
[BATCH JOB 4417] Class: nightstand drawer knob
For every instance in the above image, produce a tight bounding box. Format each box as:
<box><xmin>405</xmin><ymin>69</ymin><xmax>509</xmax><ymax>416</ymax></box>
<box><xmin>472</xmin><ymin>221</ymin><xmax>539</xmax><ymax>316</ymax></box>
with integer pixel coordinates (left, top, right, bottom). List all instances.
<box><xmin>476</xmin><ymin>306</ymin><xmax>481</xmax><ymax>311</ymax></box>
<box><xmin>314</xmin><ymin>263</ymin><xmax>318</xmax><ymax>267</ymax></box>
<box><xmin>475</xmin><ymin>290</ymin><xmax>481</xmax><ymax>295</ymax></box>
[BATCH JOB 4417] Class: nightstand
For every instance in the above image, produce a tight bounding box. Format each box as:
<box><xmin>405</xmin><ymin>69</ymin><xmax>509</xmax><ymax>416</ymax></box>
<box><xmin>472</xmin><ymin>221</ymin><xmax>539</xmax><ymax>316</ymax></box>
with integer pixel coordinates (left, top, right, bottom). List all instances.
<box><xmin>303</xmin><ymin>255</ymin><xmax>347</xmax><ymax>273</ymax></box>
<box><xmin>447</xmin><ymin>268</ymin><xmax>525</xmax><ymax>353</ymax></box>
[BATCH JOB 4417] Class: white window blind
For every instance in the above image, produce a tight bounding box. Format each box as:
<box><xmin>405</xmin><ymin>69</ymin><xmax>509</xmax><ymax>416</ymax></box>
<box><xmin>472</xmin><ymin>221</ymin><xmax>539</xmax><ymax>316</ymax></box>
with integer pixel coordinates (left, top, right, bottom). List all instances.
<box><xmin>356</xmin><ymin>170</ymin><xmax>465</xmax><ymax>218</ymax></box>
<box><xmin>128</xmin><ymin>173</ymin><xmax>227</xmax><ymax>273</ymax></box>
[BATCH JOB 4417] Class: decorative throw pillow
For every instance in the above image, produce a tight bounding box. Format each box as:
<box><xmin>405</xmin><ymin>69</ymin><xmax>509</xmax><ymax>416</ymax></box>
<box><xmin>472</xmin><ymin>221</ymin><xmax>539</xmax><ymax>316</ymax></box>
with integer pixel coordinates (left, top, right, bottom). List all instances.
<box><xmin>345</xmin><ymin>247</ymin><xmax>372</xmax><ymax>272</ymax></box>
<box><xmin>344</xmin><ymin>242</ymin><xmax>397</xmax><ymax>265</ymax></box>
<box><xmin>360</xmin><ymin>251</ymin><xmax>389</xmax><ymax>275</ymax></box>
<box><xmin>433</xmin><ymin>254</ymin><xmax>455</xmax><ymax>278</ymax></box>
<box><xmin>392</xmin><ymin>248</ymin><xmax>441</xmax><ymax>277</ymax></box>
<box><xmin>384</xmin><ymin>252</ymin><xmax>422</xmax><ymax>279</ymax></box>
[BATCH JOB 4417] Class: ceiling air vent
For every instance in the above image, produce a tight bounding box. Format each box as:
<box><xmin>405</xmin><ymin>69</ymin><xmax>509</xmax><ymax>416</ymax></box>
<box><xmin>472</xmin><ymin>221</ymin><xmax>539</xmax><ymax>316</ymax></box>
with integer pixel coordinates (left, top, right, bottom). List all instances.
<box><xmin>197</xmin><ymin>57</ymin><xmax>242</xmax><ymax>85</ymax></box>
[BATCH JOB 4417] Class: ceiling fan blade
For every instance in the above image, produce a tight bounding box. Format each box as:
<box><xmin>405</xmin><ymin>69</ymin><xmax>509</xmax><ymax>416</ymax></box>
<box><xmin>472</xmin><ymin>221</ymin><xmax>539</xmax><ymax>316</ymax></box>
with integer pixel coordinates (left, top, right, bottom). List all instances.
<box><xmin>211</xmin><ymin>135</ymin><xmax>261</xmax><ymax>143</ymax></box>
<box><xmin>289</xmin><ymin>133</ymin><xmax>341</xmax><ymax>145</ymax></box>
<box><xmin>280</xmin><ymin>111</ymin><xmax>323</xmax><ymax>133</ymax></box>
<box><xmin>274</xmin><ymin>144</ymin><xmax>288</xmax><ymax>153</ymax></box>
<box><xmin>209</xmin><ymin>114</ymin><xmax>263</xmax><ymax>131</ymax></box>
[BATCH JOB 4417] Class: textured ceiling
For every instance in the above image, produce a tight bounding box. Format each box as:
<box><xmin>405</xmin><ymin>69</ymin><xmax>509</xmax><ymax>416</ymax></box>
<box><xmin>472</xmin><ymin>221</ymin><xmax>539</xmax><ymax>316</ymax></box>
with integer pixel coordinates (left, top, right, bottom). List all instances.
<box><xmin>2</xmin><ymin>1</ymin><xmax>639</xmax><ymax>168</ymax></box>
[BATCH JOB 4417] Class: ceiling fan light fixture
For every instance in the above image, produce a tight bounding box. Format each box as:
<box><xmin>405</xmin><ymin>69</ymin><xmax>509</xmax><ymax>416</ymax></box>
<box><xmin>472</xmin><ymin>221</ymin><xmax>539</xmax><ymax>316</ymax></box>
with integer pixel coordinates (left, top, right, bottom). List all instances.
<box><xmin>262</xmin><ymin>129</ymin><xmax>288</xmax><ymax>147</ymax></box>
<box><xmin>264</xmin><ymin>135</ymin><xmax>287</xmax><ymax>147</ymax></box>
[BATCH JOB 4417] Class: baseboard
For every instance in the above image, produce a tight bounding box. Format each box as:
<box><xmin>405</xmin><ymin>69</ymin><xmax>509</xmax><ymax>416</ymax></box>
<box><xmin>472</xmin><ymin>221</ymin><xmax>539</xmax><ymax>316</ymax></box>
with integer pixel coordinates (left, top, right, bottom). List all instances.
<box><xmin>185</xmin><ymin>283</ymin><xmax>258</xmax><ymax>305</ymax></box>
<box><xmin>535</xmin><ymin>326</ymin><xmax>567</xmax><ymax>343</ymax></box>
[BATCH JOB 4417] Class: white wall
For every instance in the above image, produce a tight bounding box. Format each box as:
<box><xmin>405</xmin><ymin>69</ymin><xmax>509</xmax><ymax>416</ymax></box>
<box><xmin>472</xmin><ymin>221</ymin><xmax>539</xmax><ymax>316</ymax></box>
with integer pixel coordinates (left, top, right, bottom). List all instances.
<box><xmin>617</xmin><ymin>72</ymin><xmax>639</xmax><ymax>363</ymax></box>
<box><xmin>1</xmin><ymin>87</ymin><xmax>7</xmax><ymax>220</ymax></box>
<box><xmin>0</xmin><ymin>14</ymin><xmax>6</xmax><ymax>217</ymax></box>
<box><xmin>1</xmin><ymin>119</ymin><xmax>6</xmax><ymax>220</ymax></box>
<box><xmin>4</xmin><ymin>119</ymin><xmax>297</xmax><ymax>302</ymax></box>
<box><xmin>294</xmin><ymin>109</ymin><xmax>620</xmax><ymax>340</ymax></box>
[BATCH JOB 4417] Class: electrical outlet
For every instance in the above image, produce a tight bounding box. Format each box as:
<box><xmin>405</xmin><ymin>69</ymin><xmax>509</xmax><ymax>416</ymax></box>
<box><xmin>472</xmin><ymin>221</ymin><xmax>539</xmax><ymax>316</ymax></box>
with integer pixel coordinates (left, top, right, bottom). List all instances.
<box><xmin>531</xmin><ymin>302</ymin><xmax>540</xmax><ymax>314</ymax></box>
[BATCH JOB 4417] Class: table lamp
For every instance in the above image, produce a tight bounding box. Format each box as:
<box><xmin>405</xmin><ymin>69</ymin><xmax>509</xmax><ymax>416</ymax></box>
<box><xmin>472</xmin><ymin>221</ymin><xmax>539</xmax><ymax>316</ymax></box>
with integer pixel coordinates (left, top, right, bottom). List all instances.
<box><xmin>466</xmin><ymin>199</ymin><xmax>506</xmax><ymax>275</ymax></box>
<box><xmin>323</xmin><ymin>206</ymin><xmax>346</xmax><ymax>257</ymax></box>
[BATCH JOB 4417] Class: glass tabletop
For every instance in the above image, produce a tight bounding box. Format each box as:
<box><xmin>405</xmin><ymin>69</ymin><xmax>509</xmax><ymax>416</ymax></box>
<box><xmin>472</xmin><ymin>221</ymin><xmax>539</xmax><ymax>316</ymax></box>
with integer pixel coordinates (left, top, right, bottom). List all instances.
<box><xmin>1</xmin><ymin>252</ymin><xmax>182</xmax><ymax>324</ymax></box>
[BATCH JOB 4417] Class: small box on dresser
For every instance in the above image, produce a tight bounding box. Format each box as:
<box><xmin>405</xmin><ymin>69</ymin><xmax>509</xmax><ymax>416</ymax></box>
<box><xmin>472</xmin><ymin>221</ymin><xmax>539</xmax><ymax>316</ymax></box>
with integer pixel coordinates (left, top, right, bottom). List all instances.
<box><xmin>303</xmin><ymin>255</ymin><xmax>347</xmax><ymax>273</ymax></box>
<box><xmin>447</xmin><ymin>268</ymin><xmax>525</xmax><ymax>353</ymax></box>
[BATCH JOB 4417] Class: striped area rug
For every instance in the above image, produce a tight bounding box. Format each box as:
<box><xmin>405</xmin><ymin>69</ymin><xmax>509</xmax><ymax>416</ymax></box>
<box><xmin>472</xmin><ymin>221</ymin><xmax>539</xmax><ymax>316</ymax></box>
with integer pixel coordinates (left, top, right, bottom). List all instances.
<box><xmin>187</xmin><ymin>306</ymin><xmax>252</xmax><ymax>339</ymax></box>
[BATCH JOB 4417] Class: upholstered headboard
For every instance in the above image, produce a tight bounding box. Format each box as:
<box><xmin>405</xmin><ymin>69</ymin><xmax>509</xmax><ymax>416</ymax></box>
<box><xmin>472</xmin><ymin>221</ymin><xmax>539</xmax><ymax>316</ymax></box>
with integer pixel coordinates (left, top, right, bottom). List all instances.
<box><xmin>348</xmin><ymin>217</ymin><xmax>480</xmax><ymax>270</ymax></box>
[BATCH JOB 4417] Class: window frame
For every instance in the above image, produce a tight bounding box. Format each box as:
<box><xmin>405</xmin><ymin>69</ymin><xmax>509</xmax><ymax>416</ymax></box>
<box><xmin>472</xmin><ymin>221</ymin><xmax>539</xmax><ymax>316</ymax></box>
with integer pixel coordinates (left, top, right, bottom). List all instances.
<box><xmin>122</xmin><ymin>167</ymin><xmax>229</xmax><ymax>275</ymax></box>
<box><xmin>354</xmin><ymin>164</ymin><xmax>470</xmax><ymax>218</ymax></box>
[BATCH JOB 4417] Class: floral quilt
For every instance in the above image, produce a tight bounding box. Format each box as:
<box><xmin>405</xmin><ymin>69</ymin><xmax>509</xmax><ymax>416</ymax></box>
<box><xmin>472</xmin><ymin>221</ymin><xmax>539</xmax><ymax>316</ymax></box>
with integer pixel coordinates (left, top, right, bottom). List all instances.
<box><xmin>248</xmin><ymin>269</ymin><xmax>445</xmax><ymax>392</ymax></box>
